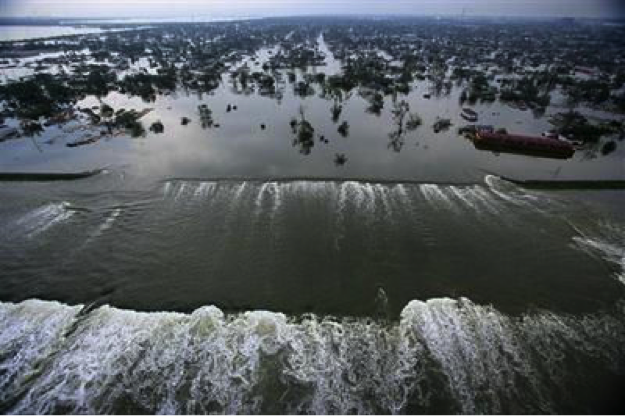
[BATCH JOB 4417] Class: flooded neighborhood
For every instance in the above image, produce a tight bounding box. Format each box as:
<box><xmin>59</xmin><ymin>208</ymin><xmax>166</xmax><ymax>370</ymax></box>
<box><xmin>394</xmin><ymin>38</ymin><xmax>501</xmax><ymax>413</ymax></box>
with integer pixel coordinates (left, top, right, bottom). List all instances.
<box><xmin>0</xmin><ymin>9</ymin><xmax>624</xmax><ymax>415</ymax></box>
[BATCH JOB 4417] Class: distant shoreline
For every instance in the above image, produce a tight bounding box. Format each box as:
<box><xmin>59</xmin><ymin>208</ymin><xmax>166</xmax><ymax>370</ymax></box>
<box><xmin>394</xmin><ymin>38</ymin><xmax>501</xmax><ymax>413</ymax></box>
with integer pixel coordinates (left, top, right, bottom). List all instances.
<box><xmin>0</xmin><ymin>15</ymin><xmax>624</xmax><ymax>27</ymax></box>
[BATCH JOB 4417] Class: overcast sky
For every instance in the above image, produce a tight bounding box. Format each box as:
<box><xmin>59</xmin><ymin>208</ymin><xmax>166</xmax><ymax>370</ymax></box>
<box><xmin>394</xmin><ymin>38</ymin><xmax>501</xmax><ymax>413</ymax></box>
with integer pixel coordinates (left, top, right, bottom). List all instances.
<box><xmin>1</xmin><ymin>0</ymin><xmax>624</xmax><ymax>19</ymax></box>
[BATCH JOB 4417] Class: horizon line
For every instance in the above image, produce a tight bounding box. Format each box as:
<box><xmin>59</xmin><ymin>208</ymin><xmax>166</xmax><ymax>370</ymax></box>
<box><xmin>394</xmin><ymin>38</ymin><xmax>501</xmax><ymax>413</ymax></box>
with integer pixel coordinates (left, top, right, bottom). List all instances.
<box><xmin>1</xmin><ymin>14</ymin><xmax>624</xmax><ymax>22</ymax></box>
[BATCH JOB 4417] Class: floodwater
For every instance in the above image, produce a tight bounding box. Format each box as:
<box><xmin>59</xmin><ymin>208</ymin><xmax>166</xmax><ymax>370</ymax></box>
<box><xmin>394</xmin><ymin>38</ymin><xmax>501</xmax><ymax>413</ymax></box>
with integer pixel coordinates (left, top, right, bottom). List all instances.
<box><xmin>0</xmin><ymin>25</ymin><xmax>108</xmax><ymax>42</ymax></box>
<box><xmin>1</xmin><ymin>36</ymin><xmax>623</xmax><ymax>183</ymax></box>
<box><xmin>1</xmin><ymin>31</ymin><xmax>625</xmax><ymax>414</ymax></box>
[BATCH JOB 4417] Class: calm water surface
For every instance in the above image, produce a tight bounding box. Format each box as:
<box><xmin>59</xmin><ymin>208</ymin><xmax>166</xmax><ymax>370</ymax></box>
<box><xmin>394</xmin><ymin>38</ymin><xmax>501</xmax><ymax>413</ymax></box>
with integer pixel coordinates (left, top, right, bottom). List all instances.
<box><xmin>0</xmin><ymin>25</ymin><xmax>108</xmax><ymax>42</ymax></box>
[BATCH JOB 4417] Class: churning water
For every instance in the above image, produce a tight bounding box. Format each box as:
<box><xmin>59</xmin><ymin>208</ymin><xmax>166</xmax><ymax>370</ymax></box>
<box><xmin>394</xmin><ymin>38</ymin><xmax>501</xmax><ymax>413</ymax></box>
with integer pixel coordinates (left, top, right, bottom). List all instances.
<box><xmin>1</xmin><ymin>176</ymin><xmax>624</xmax><ymax>413</ymax></box>
<box><xmin>1</xmin><ymin>297</ymin><xmax>624</xmax><ymax>414</ymax></box>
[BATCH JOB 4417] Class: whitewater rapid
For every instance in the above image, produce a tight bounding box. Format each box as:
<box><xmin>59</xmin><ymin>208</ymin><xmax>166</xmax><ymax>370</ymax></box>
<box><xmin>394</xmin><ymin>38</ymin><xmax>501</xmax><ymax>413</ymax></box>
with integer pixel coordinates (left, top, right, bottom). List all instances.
<box><xmin>1</xmin><ymin>177</ymin><xmax>624</xmax><ymax>413</ymax></box>
<box><xmin>0</xmin><ymin>297</ymin><xmax>624</xmax><ymax>414</ymax></box>
<box><xmin>4</xmin><ymin>176</ymin><xmax>558</xmax><ymax>242</ymax></box>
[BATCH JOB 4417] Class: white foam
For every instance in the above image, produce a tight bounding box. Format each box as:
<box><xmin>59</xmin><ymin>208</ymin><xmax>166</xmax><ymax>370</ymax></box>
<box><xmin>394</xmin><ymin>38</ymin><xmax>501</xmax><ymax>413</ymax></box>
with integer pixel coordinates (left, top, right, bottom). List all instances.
<box><xmin>254</xmin><ymin>182</ymin><xmax>282</xmax><ymax>219</ymax></box>
<box><xmin>255</xmin><ymin>182</ymin><xmax>270</xmax><ymax>211</ymax></box>
<box><xmin>374</xmin><ymin>184</ymin><xmax>393</xmax><ymax>214</ymax></box>
<box><xmin>232</xmin><ymin>181</ymin><xmax>247</xmax><ymax>204</ymax></box>
<box><xmin>83</xmin><ymin>208</ymin><xmax>122</xmax><ymax>246</ymax></box>
<box><xmin>401</xmin><ymin>298</ymin><xmax>535</xmax><ymax>413</ymax></box>
<box><xmin>100</xmin><ymin>208</ymin><xmax>121</xmax><ymax>233</ymax></box>
<box><xmin>269</xmin><ymin>182</ymin><xmax>282</xmax><ymax>216</ymax></box>
<box><xmin>174</xmin><ymin>182</ymin><xmax>187</xmax><ymax>202</ymax></box>
<box><xmin>15</xmin><ymin>202</ymin><xmax>74</xmax><ymax>238</ymax></box>
<box><xmin>290</xmin><ymin>181</ymin><xmax>329</xmax><ymax>200</ymax></box>
<box><xmin>162</xmin><ymin>182</ymin><xmax>171</xmax><ymax>196</ymax></box>
<box><xmin>337</xmin><ymin>181</ymin><xmax>355</xmax><ymax>214</ymax></box>
<box><xmin>448</xmin><ymin>186</ymin><xmax>478</xmax><ymax>211</ymax></box>
<box><xmin>466</xmin><ymin>186</ymin><xmax>503</xmax><ymax>215</ymax></box>
<box><xmin>0</xmin><ymin>300</ymin><xmax>82</xmax><ymax>405</ymax></box>
<box><xmin>484</xmin><ymin>175</ymin><xmax>523</xmax><ymax>204</ymax></box>
<box><xmin>2</xmin><ymin>297</ymin><xmax>624</xmax><ymax>414</ymax></box>
<box><xmin>362</xmin><ymin>183</ymin><xmax>377</xmax><ymax>213</ymax></box>
<box><xmin>420</xmin><ymin>184</ymin><xmax>457</xmax><ymax>212</ymax></box>
<box><xmin>573</xmin><ymin>223</ymin><xmax>625</xmax><ymax>285</ymax></box>
<box><xmin>393</xmin><ymin>184</ymin><xmax>410</xmax><ymax>202</ymax></box>
<box><xmin>484</xmin><ymin>175</ymin><xmax>545</xmax><ymax>208</ymax></box>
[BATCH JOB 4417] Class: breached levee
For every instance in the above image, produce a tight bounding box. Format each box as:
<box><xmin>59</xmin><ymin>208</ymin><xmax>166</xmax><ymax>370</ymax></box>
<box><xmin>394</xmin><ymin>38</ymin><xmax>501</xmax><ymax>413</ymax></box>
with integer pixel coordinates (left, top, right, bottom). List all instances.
<box><xmin>1</xmin><ymin>298</ymin><xmax>624</xmax><ymax>414</ymax></box>
<box><xmin>159</xmin><ymin>176</ymin><xmax>556</xmax><ymax>222</ymax></box>
<box><xmin>3</xmin><ymin>177</ymin><xmax>623</xmax><ymax>413</ymax></box>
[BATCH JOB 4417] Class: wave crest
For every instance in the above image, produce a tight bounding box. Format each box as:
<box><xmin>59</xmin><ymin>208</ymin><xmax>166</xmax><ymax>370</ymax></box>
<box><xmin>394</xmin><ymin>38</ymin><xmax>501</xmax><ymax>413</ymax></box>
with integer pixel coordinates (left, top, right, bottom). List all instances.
<box><xmin>1</xmin><ymin>297</ymin><xmax>624</xmax><ymax>414</ymax></box>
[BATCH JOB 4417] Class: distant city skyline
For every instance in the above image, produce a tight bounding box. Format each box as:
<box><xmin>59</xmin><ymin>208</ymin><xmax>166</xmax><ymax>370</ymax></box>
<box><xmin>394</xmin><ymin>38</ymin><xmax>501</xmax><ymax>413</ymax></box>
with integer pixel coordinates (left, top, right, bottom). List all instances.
<box><xmin>1</xmin><ymin>0</ymin><xmax>624</xmax><ymax>19</ymax></box>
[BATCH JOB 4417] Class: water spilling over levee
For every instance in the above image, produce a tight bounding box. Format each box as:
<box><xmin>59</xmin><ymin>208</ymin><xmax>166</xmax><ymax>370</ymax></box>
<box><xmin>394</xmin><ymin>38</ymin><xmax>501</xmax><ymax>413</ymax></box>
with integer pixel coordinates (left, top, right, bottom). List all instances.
<box><xmin>0</xmin><ymin>297</ymin><xmax>624</xmax><ymax>414</ymax></box>
<box><xmin>3</xmin><ymin>177</ymin><xmax>563</xmax><ymax>243</ymax></box>
<box><xmin>1</xmin><ymin>177</ymin><xmax>623</xmax><ymax>316</ymax></box>
<box><xmin>158</xmin><ymin>176</ymin><xmax>562</xmax><ymax>229</ymax></box>
<box><xmin>1</xmin><ymin>177</ymin><xmax>624</xmax><ymax>413</ymax></box>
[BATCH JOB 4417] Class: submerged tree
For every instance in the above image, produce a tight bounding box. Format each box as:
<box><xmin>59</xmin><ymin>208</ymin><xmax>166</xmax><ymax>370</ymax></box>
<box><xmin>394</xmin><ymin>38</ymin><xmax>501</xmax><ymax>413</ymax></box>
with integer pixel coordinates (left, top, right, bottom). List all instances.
<box><xmin>406</xmin><ymin>112</ymin><xmax>422</xmax><ymax>131</ymax></box>
<box><xmin>366</xmin><ymin>92</ymin><xmax>384</xmax><ymax>115</ymax></box>
<box><xmin>198</xmin><ymin>104</ymin><xmax>214</xmax><ymax>128</ymax></box>
<box><xmin>459</xmin><ymin>90</ymin><xmax>468</xmax><ymax>105</ymax></box>
<box><xmin>149</xmin><ymin>120</ymin><xmax>164</xmax><ymax>134</ymax></box>
<box><xmin>337</xmin><ymin>121</ymin><xmax>350</xmax><ymax>137</ymax></box>
<box><xmin>387</xmin><ymin>100</ymin><xmax>410</xmax><ymax>152</ymax></box>
<box><xmin>110</xmin><ymin>109</ymin><xmax>146</xmax><ymax>137</ymax></box>
<box><xmin>334</xmin><ymin>153</ymin><xmax>348</xmax><ymax>166</ymax></box>
<box><xmin>433</xmin><ymin>118</ymin><xmax>452</xmax><ymax>133</ymax></box>
<box><xmin>331</xmin><ymin>101</ymin><xmax>343</xmax><ymax>123</ymax></box>
<box><xmin>291</xmin><ymin>106</ymin><xmax>315</xmax><ymax>154</ymax></box>
<box><xmin>294</xmin><ymin>81</ymin><xmax>314</xmax><ymax>97</ymax></box>
<box><xmin>129</xmin><ymin>121</ymin><xmax>146</xmax><ymax>138</ymax></box>
<box><xmin>20</xmin><ymin>120</ymin><xmax>44</xmax><ymax>137</ymax></box>
<box><xmin>100</xmin><ymin>104</ymin><xmax>114</xmax><ymax>119</ymax></box>
<box><xmin>601</xmin><ymin>141</ymin><xmax>617</xmax><ymax>156</ymax></box>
